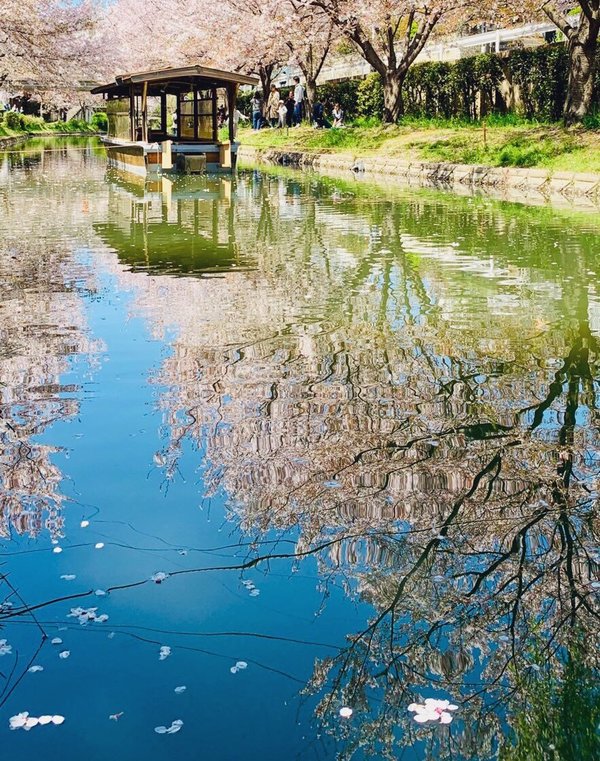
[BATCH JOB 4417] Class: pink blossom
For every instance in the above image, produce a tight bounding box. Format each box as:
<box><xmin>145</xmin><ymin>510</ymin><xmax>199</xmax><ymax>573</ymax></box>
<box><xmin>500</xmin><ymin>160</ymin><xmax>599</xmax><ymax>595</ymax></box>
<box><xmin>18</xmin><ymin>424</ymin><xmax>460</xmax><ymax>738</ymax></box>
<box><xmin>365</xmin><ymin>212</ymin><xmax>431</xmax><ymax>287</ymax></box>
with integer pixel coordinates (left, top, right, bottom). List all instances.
<box><xmin>408</xmin><ymin>698</ymin><xmax>458</xmax><ymax>724</ymax></box>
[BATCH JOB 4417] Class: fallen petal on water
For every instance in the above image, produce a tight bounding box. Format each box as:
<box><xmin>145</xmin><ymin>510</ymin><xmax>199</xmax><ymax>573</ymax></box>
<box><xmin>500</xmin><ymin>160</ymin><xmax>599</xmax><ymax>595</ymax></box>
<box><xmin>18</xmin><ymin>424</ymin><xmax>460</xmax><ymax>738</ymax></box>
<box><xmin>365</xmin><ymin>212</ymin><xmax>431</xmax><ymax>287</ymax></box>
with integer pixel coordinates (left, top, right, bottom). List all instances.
<box><xmin>52</xmin><ymin>547</ymin><xmax>63</xmax><ymax>554</ymax></box>
<box><xmin>59</xmin><ymin>650</ymin><xmax>70</xmax><ymax>659</ymax></box>
<box><xmin>51</xmin><ymin>715</ymin><xmax>65</xmax><ymax>726</ymax></box>
<box><xmin>28</xmin><ymin>665</ymin><xmax>44</xmax><ymax>673</ymax></box>
<box><xmin>38</xmin><ymin>716</ymin><xmax>52</xmax><ymax>725</ymax></box>
<box><xmin>9</xmin><ymin>713</ymin><xmax>28</xmax><ymax>730</ymax></box>
<box><xmin>51</xmin><ymin>638</ymin><xmax>63</xmax><ymax>645</ymax></box>
<box><xmin>60</xmin><ymin>574</ymin><xmax>76</xmax><ymax>581</ymax></box>
<box><xmin>235</xmin><ymin>661</ymin><xmax>247</xmax><ymax>670</ymax></box>
<box><xmin>339</xmin><ymin>707</ymin><xmax>353</xmax><ymax>718</ymax></box>
<box><xmin>94</xmin><ymin>543</ymin><xmax>105</xmax><ymax>550</ymax></box>
<box><xmin>154</xmin><ymin>726</ymin><xmax>168</xmax><ymax>734</ymax></box>
<box><xmin>24</xmin><ymin>717</ymin><xmax>39</xmax><ymax>730</ymax></box>
<box><xmin>174</xmin><ymin>686</ymin><xmax>186</xmax><ymax>694</ymax></box>
<box><xmin>95</xmin><ymin>590</ymin><xmax>107</xmax><ymax>597</ymax></box>
<box><xmin>80</xmin><ymin>520</ymin><xmax>90</xmax><ymax>528</ymax></box>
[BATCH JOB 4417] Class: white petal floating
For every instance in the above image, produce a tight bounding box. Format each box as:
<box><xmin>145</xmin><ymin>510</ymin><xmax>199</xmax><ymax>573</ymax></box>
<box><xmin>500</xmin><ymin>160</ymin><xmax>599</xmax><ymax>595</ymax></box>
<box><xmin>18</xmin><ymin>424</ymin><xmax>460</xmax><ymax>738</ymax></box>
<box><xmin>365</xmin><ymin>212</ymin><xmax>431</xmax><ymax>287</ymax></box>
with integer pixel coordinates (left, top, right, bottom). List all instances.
<box><xmin>80</xmin><ymin>520</ymin><xmax>90</xmax><ymax>528</ymax></box>
<box><xmin>94</xmin><ymin>542</ymin><xmax>105</xmax><ymax>550</ymax></box>
<box><xmin>51</xmin><ymin>716</ymin><xmax>65</xmax><ymax>725</ymax></box>
<box><xmin>38</xmin><ymin>716</ymin><xmax>53</xmax><ymax>725</ymax></box>
<box><xmin>151</xmin><ymin>572</ymin><xmax>168</xmax><ymax>583</ymax></box>
<box><xmin>159</xmin><ymin>646</ymin><xmax>171</xmax><ymax>661</ymax></box>
<box><xmin>28</xmin><ymin>665</ymin><xmax>44</xmax><ymax>673</ymax></box>
<box><xmin>96</xmin><ymin>614</ymin><xmax>109</xmax><ymax>623</ymax></box>
<box><xmin>9</xmin><ymin>713</ymin><xmax>28</xmax><ymax>730</ymax></box>
<box><xmin>24</xmin><ymin>717</ymin><xmax>39</xmax><ymax>730</ymax></box>
<box><xmin>52</xmin><ymin>547</ymin><xmax>63</xmax><ymax>554</ymax></box>
<box><xmin>174</xmin><ymin>686</ymin><xmax>186</xmax><ymax>694</ymax></box>
<box><xmin>154</xmin><ymin>726</ymin><xmax>168</xmax><ymax>734</ymax></box>
<box><xmin>235</xmin><ymin>661</ymin><xmax>248</xmax><ymax>670</ymax></box>
<box><xmin>60</xmin><ymin>574</ymin><xmax>76</xmax><ymax>581</ymax></box>
<box><xmin>95</xmin><ymin>590</ymin><xmax>107</xmax><ymax>597</ymax></box>
<box><xmin>51</xmin><ymin>637</ymin><xmax>63</xmax><ymax>645</ymax></box>
<box><xmin>249</xmin><ymin>589</ymin><xmax>260</xmax><ymax>597</ymax></box>
<box><xmin>0</xmin><ymin>639</ymin><xmax>12</xmax><ymax>656</ymax></box>
<box><xmin>59</xmin><ymin>650</ymin><xmax>70</xmax><ymax>659</ymax></box>
<box><xmin>229</xmin><ymin>666</ymin><xmax>238</xmax><ymax>674</ymax></box>
<box><xmin>339</xmin><ymin>707</ymin><xmax>353</xmax><ymax>718</ymax></box>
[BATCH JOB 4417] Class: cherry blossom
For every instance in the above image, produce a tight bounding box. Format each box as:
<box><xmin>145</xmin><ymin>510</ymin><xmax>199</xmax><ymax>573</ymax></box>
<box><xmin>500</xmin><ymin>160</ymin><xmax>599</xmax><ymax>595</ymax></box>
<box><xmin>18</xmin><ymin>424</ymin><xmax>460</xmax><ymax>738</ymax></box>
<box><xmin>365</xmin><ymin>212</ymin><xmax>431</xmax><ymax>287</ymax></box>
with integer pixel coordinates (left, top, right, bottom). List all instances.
<box><xmin>408</xmin><ymin>698</ymin><xmax>458</xmax><ymax>724</ymax></box>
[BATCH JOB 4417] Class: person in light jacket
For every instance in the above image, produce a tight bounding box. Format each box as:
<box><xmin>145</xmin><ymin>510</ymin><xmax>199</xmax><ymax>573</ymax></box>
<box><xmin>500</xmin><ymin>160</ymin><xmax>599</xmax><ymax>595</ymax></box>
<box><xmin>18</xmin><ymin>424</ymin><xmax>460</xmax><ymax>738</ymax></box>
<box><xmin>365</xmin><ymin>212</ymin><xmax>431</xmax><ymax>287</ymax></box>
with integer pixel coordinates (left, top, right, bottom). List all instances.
<box><xmin>266</xmin><ymin>85</ymin><xmax>280</xmax><ymax>127</ymax></box>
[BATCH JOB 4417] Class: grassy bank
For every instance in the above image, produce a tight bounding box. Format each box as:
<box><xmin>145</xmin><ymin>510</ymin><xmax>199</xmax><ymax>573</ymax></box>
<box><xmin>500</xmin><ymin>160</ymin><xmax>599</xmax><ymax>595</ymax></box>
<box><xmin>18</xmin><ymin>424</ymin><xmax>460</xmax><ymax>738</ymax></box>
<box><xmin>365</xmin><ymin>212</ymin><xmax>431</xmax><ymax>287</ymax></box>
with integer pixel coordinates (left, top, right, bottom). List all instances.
<box><xmin>0</xmin><ymin>115</ymin><xmax>99</xmax><ymax>140</ymax></box>
<box><xmin>240</xmin><ymin>117</ymin><xmax>600</xmax><ymax>174</ymax></box>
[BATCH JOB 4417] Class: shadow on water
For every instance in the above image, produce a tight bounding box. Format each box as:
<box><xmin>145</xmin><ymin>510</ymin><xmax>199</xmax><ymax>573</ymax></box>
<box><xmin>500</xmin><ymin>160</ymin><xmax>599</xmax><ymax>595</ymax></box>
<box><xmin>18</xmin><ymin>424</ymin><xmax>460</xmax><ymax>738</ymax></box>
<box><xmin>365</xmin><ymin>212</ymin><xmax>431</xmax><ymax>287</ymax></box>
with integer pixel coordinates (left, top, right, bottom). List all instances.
<box><xmin>0</xmin><ymin>139</ymin><xmax>599</xmax><ymax>760</ymax></box>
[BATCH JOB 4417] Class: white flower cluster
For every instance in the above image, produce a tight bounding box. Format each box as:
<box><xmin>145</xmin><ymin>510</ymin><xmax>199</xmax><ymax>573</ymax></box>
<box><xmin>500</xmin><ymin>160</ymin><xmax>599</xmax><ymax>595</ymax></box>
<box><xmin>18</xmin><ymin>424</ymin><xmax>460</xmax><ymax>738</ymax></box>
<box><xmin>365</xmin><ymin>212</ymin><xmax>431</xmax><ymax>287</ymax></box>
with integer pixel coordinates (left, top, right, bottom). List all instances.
<box><xmin>0</xmin><ymin>639</ymin><xmax>12</xmax><ymax>656</ymax></box>
<box><xmin>242</xmin><ymin>579</ymin><xmax>260</xmax><ymax>597</ymax></box>
<box><xmin>10</xmin><ymin>713</ymin><xmax>65</xmax><ymax>731</ymax></box>
<box><xmin>408</xmin><ymin>698</ymin><xmax>458</xmax><ymax>724</ymax></box>
<box><xmin>67</xmin><ymin>607</ymin><xmax>109</xmax><ymax>625</ymax></box>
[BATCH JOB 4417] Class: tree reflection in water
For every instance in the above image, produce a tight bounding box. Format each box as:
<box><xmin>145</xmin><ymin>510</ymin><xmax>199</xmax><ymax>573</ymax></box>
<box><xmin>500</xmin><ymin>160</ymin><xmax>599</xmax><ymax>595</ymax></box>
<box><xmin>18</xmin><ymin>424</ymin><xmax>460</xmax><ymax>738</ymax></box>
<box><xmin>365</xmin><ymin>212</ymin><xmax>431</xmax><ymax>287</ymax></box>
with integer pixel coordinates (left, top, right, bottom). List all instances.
<box><xmin>99</xmin><ymin>171</ymin><xmax>600</xmax><ymax>758</ymax></box>
<box><xmin>0</xmin><ymin>141</ymin><xmax>103</xmax><ymax>539</ymax></box>
<box><xmin>1</xmin><ymin>158</ymin><xmax>599</xmax><ymax>758</ymax></box>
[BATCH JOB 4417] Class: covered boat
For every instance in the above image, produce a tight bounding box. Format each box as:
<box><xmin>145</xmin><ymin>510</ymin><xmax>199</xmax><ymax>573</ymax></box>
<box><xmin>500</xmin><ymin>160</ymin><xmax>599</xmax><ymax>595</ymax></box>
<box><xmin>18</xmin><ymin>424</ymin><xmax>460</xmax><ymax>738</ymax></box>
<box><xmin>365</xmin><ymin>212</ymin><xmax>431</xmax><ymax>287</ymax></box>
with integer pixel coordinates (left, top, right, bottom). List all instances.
<box><xmin>91</xmin><ymin>65</ymin><xmax>258</xmax><ymax>176</ymax></box>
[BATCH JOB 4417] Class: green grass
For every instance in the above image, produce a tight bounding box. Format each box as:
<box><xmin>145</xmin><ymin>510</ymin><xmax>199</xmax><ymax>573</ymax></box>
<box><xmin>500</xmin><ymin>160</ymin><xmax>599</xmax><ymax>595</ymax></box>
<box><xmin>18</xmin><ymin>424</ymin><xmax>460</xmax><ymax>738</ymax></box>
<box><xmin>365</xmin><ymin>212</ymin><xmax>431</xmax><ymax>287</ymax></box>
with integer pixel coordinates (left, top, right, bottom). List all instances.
<box><xmin>239</xmin><ymin>119</ymin><xmax>600</xmax><ymax>174</ymax></box>
<box><xmin>0</xmin><ymin>115</ymin><xmax>98</xmax><ymax>140</ymax></box>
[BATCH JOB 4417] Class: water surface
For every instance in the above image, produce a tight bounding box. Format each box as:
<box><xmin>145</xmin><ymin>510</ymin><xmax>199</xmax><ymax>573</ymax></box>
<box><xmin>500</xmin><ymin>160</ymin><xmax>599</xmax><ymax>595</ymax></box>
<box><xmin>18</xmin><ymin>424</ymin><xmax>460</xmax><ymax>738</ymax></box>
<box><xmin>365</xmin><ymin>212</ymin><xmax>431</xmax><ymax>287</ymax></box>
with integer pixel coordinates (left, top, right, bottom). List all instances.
<box><xmin>1</xmin><ymin>137</ymin><xmax>599</xmax><ymax>760</ymax></box>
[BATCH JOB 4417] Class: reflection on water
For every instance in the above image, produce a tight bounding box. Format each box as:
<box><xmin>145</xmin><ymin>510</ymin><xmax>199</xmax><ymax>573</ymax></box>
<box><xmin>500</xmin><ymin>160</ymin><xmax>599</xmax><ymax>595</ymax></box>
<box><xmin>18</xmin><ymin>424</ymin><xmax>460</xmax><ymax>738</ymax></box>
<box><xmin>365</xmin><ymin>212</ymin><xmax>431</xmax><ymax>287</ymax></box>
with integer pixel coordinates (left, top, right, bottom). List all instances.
<box><xmin>1</xmin><ymin>138</ymin><xmax>599</xmax><ymax>760</ymax></box>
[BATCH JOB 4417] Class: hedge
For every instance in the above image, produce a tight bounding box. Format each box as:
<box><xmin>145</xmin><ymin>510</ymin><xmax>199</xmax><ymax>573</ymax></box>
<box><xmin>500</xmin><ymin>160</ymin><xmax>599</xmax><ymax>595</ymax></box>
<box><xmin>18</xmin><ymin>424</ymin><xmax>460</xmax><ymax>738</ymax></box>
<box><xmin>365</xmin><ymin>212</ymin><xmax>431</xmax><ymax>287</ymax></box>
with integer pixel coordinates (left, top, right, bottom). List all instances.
<box><xmin>314</xmin><ymin>44</ymin><xmax>600</xmax><ymax>123</ymax></box>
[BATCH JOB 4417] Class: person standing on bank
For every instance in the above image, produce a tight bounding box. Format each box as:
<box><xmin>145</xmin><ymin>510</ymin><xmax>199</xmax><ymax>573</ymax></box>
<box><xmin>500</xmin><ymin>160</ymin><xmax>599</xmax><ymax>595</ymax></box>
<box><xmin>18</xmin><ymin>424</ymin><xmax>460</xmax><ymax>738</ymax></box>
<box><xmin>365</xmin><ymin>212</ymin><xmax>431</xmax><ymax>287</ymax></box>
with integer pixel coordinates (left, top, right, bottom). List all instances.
<box><xmin>250</xmin><ymin>90</ymin><xmax>263</xmax><ymax>131</ymax></box>
<box><xmin>277</xmin><ymin>98</ymin><xmax>288</xmax><ymax>129</ymax></box>
<box><xmin>285</xmin><ymin>90</ymin><xmax>295</xmax><ymax>127</ymax></box>
<box><xmin>292</xmin><ymin>76</ymin><xmax>304</xmax><ymax>126</ymax></box>
<box><xmin>266</xmin><ymin>84</ymin><xmax>280</xmax><ymax>128</ymax></box>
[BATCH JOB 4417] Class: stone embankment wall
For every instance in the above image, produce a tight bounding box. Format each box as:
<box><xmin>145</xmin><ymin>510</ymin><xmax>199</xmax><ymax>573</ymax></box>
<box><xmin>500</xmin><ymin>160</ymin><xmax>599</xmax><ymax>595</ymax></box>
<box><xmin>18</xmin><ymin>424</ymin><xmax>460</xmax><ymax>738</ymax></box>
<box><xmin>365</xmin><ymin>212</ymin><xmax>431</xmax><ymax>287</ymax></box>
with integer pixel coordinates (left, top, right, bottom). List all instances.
<box><xmin>238</xmin><ymin>146</ymin><xmax>600</xmax><ymax>211</ymax></box>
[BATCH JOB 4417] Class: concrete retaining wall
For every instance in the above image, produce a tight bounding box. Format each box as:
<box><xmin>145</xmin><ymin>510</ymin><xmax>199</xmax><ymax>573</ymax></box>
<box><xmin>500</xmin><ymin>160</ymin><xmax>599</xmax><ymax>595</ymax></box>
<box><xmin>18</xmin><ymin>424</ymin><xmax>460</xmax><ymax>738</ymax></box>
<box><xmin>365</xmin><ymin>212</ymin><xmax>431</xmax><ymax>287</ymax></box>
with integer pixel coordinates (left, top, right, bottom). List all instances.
<box><xmin>238</xmin><ymin>146</ymin><xmax>600</xmax><ymax>212</ymax></box>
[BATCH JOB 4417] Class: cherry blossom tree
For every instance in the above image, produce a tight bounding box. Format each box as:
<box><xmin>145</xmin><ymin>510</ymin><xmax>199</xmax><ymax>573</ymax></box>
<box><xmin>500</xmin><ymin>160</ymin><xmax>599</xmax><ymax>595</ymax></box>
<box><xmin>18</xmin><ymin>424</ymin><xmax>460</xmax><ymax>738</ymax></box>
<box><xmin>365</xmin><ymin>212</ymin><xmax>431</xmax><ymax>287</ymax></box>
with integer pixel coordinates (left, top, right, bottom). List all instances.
<box><xmin>0</xmin><ymin>0</ymin><xmax>106</xmax><ymax>90</ymax></box>
<box><xmin>540</xmin><ymin>0</ymin><xmax>599</xmax><ymax>124</ymax></box>
<box><xmin>273</xmin><ymin>0</ymin><xmax>338</xmax><ymax>112</ymax></box>
<box><xmin>303</xmin><ymin>0</ymin><xmax>465</xmax><ymax>121</ymax></box>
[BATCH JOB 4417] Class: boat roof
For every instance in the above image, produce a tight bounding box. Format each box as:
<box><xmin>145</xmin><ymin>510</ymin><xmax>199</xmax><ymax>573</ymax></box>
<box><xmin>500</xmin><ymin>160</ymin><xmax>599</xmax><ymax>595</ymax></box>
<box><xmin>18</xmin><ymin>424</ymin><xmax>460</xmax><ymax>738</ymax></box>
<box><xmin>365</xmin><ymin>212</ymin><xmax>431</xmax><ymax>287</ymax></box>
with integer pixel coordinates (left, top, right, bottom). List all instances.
<box><xmin>91</xmin><ymin>65</ymin><xmax>258</xmax><ymax>96</ymax></box>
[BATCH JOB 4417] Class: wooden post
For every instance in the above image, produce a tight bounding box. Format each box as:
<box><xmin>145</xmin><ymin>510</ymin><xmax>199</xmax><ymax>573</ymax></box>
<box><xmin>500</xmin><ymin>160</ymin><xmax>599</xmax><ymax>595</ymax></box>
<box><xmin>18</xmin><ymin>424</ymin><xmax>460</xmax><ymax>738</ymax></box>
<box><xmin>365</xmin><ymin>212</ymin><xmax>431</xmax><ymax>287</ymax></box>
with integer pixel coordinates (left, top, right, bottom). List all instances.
<box><xmin>129</xmin><ymin>85</ymin><xmax>135</xmax><ymax>141</ymax></box>
<box><xmin>227</xmin><ymin>83</ymin><xmax>236</xmax><ymax>144</ymax></box>
<box><xmin>176</xmin><ymin>92</ymin><xmax>181</xmax><ymax>140</ymax></box>
<box><xmin>141</xmin><ymin>81</ymin><xmax>148</xmax><ymax>142</ymax></box>
<box><xmin>212</xmin><ymin>87</ymin><xmax>218</xmax><ymax>142</ymax></box>
<box><xmin>160</xmin><ymin>92</ymin><xmax>167</xmax><ymax>136</ymax></box>
<box><xmin>193</xmin><ymin>84</ymin><xmax>199</xmax><ymax>141</ymax></box>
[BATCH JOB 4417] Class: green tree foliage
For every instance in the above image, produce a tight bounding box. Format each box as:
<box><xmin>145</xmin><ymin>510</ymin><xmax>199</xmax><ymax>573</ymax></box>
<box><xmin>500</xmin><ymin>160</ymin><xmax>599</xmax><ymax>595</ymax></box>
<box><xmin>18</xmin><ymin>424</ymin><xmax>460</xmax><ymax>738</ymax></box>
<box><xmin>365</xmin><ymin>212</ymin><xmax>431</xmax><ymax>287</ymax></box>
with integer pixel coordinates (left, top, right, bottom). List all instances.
<box><xmin>316</xmin><ymin>46</ymin><xmax>600</xmax><ymax>123</ymax></box>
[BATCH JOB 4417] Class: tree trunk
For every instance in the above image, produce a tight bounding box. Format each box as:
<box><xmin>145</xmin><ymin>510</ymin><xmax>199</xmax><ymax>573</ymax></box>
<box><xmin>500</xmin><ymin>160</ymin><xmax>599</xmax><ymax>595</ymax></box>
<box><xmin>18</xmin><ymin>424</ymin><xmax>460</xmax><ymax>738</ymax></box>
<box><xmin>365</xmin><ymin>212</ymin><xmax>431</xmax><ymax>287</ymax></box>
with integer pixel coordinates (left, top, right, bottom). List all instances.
<box><xmin>258</xmin><ymin>64</ymin><xmax>274</xmax><ymax>102</ymax></box>
<box><xmin>382</xmin><ymin>72</ymin><xmax>405</xmax><ymax>123</ymax></box>
<box><xmin>305</xmin><ymin>78</ymin><xmax>317</xmax><ymax>119</ymax></box>
<box><xmin>563</xmin><ymin>16</ymin><xmax>599</xmax><ymax>125</ymax></box>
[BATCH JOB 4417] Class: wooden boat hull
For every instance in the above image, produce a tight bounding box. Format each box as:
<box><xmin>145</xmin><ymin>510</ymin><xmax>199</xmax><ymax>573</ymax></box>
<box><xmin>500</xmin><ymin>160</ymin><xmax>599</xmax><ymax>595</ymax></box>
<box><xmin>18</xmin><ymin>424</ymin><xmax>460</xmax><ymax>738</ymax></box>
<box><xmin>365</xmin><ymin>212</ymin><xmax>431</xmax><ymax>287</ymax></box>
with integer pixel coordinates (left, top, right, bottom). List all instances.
<box><xmin>102</xmin><ymin>138</ymin><xmax>237</xmax><ymax>176</ymax></box>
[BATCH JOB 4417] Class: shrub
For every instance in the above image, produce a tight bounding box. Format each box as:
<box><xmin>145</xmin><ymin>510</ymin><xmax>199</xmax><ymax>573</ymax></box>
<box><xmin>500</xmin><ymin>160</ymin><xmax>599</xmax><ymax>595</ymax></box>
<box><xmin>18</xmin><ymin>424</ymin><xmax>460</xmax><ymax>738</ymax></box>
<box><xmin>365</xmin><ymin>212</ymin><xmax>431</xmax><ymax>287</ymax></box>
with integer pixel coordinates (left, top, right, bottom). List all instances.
<box><xmin>318</xmin><ymin>79</ymin><xmax>361</xmax><ymax>119</ymax></box>
<box><xmin>91</xmin><ymin>111</ymin><xmax>108</xmax><ymax>131</ymax></box>
<box><xmin>5</xmin><ymin>111</ymin><xmax>21</xmax><ymax>129</ymax></box>
<box><xmin>356</xmin><ymin>74</ymin><xmax>384</xmax><ymax>120</ymax></box>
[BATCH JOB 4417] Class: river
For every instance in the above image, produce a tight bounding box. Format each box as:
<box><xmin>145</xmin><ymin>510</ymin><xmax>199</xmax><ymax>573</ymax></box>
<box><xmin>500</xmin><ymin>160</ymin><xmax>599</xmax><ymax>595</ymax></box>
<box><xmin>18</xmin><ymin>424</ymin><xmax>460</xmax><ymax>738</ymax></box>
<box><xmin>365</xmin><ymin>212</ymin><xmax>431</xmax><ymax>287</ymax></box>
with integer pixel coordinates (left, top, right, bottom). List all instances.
<box><xmin>1</xmin><ymin>136</ymin><xmax>599</xmax><ymax>760</ymax></box>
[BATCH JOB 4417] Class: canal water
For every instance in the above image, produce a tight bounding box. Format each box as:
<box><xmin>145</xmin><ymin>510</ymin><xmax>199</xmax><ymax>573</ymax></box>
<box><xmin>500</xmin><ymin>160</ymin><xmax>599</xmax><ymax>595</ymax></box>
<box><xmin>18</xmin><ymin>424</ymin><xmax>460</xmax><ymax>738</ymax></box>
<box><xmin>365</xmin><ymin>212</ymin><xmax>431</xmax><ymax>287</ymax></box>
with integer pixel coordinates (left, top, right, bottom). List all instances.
<box><xmin>1</xmin><ymin>136</ymin><xmax>599</xmax><ymax>761</ymax></box>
